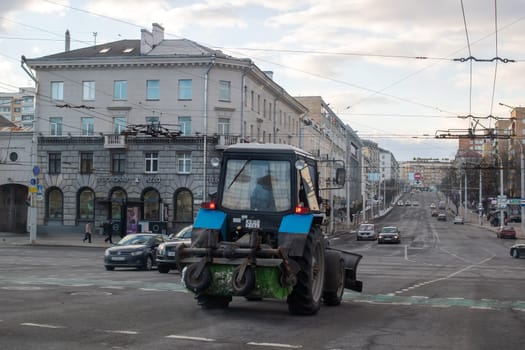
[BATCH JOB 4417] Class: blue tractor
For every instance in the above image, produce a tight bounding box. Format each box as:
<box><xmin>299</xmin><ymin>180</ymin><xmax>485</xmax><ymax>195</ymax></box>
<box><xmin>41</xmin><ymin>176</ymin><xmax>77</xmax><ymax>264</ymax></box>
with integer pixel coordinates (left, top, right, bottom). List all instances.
<box><xmin>178</xmin><ymin>143</ymin><xmax>362</xmax><ymax>315</ymax></box>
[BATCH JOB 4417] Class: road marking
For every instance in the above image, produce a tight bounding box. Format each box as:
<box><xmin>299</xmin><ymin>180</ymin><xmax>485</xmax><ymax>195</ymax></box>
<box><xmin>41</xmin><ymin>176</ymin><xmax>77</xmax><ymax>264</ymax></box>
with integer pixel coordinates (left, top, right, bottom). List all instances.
<box><xmin>21</xmin><ymin>323</ymin><xmax>65</xmax><ymax>329</ymax></box>
<box><xmin>247</xmin><ymin>342</ymin><xmax>302</xmax><ymax>348</ymax></box>
<box><xmin>347</xmin><ymin>292</ymin><xmax>525</xmax><ymax>311</ymax></box>
<box><xmin>393</xmin><ymin>255</ymin><xmax>496</xmax><ymax>295</ymax></box>
<box><xmin>105</xmin><ymin>330</ymin><xmax>138</xmax><ymax>335</ymax></box>
<box><xmin>166</xmin><ymin>335</ymin><xmax>215</xmax><ymax>342</ymax></box>
<box><xmin>99</xmin><ymin>286</ymin><xmax>124</xmax><ymax>290</ymax></box>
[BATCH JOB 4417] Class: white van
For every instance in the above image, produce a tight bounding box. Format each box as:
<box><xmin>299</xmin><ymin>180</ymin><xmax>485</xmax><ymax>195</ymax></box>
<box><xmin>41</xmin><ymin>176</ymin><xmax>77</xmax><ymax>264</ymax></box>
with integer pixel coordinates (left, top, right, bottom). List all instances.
<box><xmin>357</xmin><ymin>223</ymin><xmax>377</xmax><ymax>241</ymax></box>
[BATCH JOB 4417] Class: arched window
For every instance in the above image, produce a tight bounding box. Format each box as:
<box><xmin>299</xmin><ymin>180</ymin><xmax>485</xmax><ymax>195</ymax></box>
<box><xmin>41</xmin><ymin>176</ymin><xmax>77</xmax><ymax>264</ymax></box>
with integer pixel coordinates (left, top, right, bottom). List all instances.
<box><xmin>174</xmin><ymin>188</ymin><xmax>193</xmax><ymax>223</ymax></box>
<box><xmin>46</xmin><ymin>187</ymin><xmax>63</xmax><ymax>220</ymax></box>
<box><xmin>110</xmin><ymin>188</ymin><xmax>127</xmax><ymax>220</ymax></box>
<box><xmin>143</xmin><ymin>188</ymin><xmax>160</xmax><ymax>221</ymax></box>
<box><xmin>78</xmin><ymin>187</ymin><xmax>95</xmax><ymax>220</ymax></box>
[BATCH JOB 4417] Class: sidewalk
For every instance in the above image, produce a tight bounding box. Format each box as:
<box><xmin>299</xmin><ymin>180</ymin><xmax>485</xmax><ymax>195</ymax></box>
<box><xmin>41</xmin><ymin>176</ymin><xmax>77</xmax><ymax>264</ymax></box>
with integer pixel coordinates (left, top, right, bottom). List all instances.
<box><xmin>0</xmin><ymin>231</ymin><xmax>111</xmax><ymax>248</ymax></box>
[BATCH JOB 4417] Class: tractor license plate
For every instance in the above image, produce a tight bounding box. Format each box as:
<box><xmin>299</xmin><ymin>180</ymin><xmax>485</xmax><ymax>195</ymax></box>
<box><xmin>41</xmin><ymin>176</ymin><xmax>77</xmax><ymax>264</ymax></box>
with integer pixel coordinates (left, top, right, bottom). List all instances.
<box><xmin>245</xmin><ymin>219</ymin><xmax>260</xmax><ymax>228</ymax></box>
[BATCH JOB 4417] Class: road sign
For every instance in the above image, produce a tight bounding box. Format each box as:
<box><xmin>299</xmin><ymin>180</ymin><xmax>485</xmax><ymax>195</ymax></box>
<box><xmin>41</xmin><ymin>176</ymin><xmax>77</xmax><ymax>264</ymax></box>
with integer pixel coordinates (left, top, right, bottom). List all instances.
<box><xmin>521</xmin><ymin>199</ymin><xmax>525</xmax><ymax>207</ymax></box>
<box><xmin>414</xmin><ymin>172</ymin><xmax>422</xmax><ymax>181</ymax></box>
<box><xmin>32</xmin><ymin>166</ymin><xmax>40</xmax><ymax>176</ymax></box>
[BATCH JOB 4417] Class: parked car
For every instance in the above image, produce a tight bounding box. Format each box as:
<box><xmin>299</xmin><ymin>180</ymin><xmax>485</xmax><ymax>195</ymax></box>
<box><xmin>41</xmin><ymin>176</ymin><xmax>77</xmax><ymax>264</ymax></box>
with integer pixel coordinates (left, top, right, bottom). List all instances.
<box><xmin>510</xmin><ymin>243</ymin><xmax>525</xmax><ymax>258</ymax></box>
<box><xmin>405</xmin><ymin>200</ymin><xmax>411</xmax><ymax>206</ymax></box>
<box><xmin>103</xmin><ymin>233</ymin><xmax>166</xmax><ymax>271</ymax></box>
<box><xmin>497</xmin><ymin>226</ymin><xmax>516</xmax><ymax>239</ymax></box>
<box><xmin>453</xmin><ymin>216</ymin><xmax>464</xmax><ymax>224</ymax></box>
<box><xmin>156</xmin><ymin>225</ymin><xmax>193</xmax><ymax>273</ymax></box>
<box><xmin>378</xmin><ymin>226</ymin><xmax>401</xmax><ymax>244</ymax></box>
<box><xmin>430</xmin><ymin>203</ymin><xmax>436</xmax><ymax>209</ymax></box>
<box><xmin>431</xmin><ymin>209</ymin><xmax>439</xmax><ymax>217</ymax></box>
<box><xmin>357</xmin><ymin>223</ymin><xmax>377</xmax><ymax>241</ymax></box>
<box><xmin>397</xmin><ymin>200</ymin><xmax>404</xmax><ymax>206</ymax></box>
<box><xmin>437</xmin><ymin>213</ymin><xmax>447</xmax><ymax>221</ymax></box>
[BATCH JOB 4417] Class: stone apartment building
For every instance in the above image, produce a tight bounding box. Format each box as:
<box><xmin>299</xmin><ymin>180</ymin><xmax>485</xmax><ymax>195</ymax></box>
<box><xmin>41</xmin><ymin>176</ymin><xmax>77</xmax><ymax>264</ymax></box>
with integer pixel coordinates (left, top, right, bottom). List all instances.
<box><xmin>0</xmin><ymin>88</ymin><xmax>35</xmax><ymax>127</ymax></box>
<box><xmin>23</xmin><ymin>23</ymin><xmax>308</xmax><ymax>234</ymax></box>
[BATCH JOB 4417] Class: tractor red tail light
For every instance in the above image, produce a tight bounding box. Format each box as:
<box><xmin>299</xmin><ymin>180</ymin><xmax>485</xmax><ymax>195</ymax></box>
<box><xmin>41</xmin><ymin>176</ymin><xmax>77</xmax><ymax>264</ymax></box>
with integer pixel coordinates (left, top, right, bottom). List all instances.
<box><xmin>295</xmin><ymin>206</ymin><xmax>310</xmax><ymax>214</ymax></box>
<box><xmin>201</xmin><ymin>201</ymin><xmax>216</xmax><ymax>210</ymax></box>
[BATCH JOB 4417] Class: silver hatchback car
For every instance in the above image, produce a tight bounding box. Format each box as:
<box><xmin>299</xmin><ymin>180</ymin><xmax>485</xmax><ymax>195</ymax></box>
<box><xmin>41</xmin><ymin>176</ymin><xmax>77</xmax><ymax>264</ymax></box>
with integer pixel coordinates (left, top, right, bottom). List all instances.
<box><xmin>357</xmin><ymin>223</ymin><xmax>377</xmax><ymax>241</ymax></box>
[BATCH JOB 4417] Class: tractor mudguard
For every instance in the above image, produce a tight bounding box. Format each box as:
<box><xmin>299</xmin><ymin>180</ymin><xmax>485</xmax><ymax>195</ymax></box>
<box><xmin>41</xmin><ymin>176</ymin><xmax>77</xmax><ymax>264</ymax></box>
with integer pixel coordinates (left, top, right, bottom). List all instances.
<box><xmin>277</xmin><ymin>213</ymin><xmax>314</xmax><ymax>256</ymax></box>
<box><xmin>193</xmin><ymin>208</ymin><xmax>227</xmax><ymax>240</ymax></box>
<box><xmin>326</xmin><ymin>247</ymin><xmax>363</xmax><ymax>292</ymax></box>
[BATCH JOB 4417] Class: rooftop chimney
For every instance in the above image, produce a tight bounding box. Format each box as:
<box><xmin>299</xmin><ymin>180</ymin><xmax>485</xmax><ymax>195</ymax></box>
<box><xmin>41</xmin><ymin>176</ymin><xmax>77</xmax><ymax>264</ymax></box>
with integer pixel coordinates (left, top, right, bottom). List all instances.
<box><xmin>152</xmin><ymin>23</ymin><xmax>164</xmax><ymax>46</ymax></box>
<box><xmin>65</xmin><ymin>30</ymin><xmax>70</xmax><ymax>52</ymax></box>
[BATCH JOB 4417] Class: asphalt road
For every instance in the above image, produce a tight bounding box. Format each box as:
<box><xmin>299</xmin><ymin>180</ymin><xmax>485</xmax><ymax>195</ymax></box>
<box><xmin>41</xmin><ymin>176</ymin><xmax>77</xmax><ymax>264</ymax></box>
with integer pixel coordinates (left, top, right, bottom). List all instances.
<box><xmin>1</xmin><ymin>191</ymin><xmax>524</xmax><ymax>349</ymax></box>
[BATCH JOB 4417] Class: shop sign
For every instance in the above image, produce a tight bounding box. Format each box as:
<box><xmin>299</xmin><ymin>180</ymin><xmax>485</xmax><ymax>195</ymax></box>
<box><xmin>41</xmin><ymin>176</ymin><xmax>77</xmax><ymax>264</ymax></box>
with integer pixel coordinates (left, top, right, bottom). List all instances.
<box><xmin>98</xmin><ymin>175</ymin><xmax>129</xmax><ymax>184</ymax></box>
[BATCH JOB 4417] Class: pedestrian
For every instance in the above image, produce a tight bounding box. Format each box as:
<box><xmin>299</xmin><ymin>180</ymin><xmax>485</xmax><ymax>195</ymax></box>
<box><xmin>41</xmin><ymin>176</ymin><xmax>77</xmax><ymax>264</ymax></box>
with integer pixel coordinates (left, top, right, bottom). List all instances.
<box><xmin>103</xmin><ymin>222</ymin><xmax>113</xmax><ymax>244</ymax></box>
<box><xmin>83</xmin><ymin>222</ymin><xmax>92</xmax><ymax>243</ymax></box>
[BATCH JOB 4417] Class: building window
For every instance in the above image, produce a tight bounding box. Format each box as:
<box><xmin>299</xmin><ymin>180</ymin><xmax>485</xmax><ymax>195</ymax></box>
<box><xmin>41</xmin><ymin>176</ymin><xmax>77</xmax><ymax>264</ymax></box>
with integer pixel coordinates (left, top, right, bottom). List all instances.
<box><xmin>146</xmin><ymin>116</ymin><xmax>160</xmax><ymax>127</ymax></box>
<box><xmin>48</xmin><ymin>152</ymin><xmax>61</xmax><ymax>174</ymax></box>
<box><xmin>114</xmin><ymin>80</ymin><xmax>127</xmax><ymax>100</ymax></box>
<box><xmin>78</xmin><ymin>188</ymin><xmax>95</xmax><ymax>220</ymax></box>
<box><xmin>145</xmin><ymin>152</ymin><xmax>158</xmax><ymax>173</ymax></box>
<box><xmin>81</xmin><ymin>117</ymin><xmax>94</xmax><ymax>136</ymax></box>
<box><xmin>146</xmin><ymin>80</ymin><xmax>160</xmax><ymax>100</ymax></box>
<box><xmin>177</xmin><ymin>152</ymin><xmax>192</xmax><ymax>174</ymax></box>
<box><xmin>110</xmin><ymin>189</ymin><xmax>127</xmax><ymax>221</ymax></box>
<box><xmin>50</xmin><ymin>117</ymin><xmax>62</xmax><ymax>136</ymax></box>
<box><xmin>143</xmin><ymin>189</ymin><xmax>160</xmax><ymax>221</ymax></box>
<box><xmin>251</xmin><ymin>90</ymin><xmax>254</xmax><ymax>110</ymax></box>
<box><xmin>113</xmin><ymin>117</ymin><xmax>127</xmax><ymax>134</ymax></box>
<box><xmin>174</xmin><ymin>189</ymin><xmax>193</xmax><ymax>222</ymax></box>
<box><xmin>80</xmin><ymin>152</ymin><xmax>93</xmax><ymax>174</ymax></box>
<box><xmin>47</xmin><ymin>187</ymin><xmax>63</xmax><ymax>220</ymax></box>
<box><xmin>112</xmin><ymin>152</ymin><xmax>126</xmax><ymax>174</ymax></box>
<box><xmin>218</xmin><ymin>118</ymin><xmax>230</xmax><ymax>135</ymax></box>
<box><xmin>178</xmin><ymin>116</ymin><xmax>191</xmax><ymax>135</ymax></box>
<box><xmin>257</xmin><ymin>94</ymin><xmax>260</xmax><ymax>114</ymax></box>
<box><xmin>51</xmin><ymin>81</ymin><xmax>64</xmax><ymax>100</ymax></box>
<box><xmin>219</xmin><ymin>80</ymin><xmax>231</xmax><ymax>101</ymax></box>
<box><xmin>178</xmin><ymin>79</ymin><xmax>192</xmax><ymax>100</ymax></box>
<box><xmin>82</xmin><ymin>81</ymin><xmax>95</xmax><ymax>100</ymax></box>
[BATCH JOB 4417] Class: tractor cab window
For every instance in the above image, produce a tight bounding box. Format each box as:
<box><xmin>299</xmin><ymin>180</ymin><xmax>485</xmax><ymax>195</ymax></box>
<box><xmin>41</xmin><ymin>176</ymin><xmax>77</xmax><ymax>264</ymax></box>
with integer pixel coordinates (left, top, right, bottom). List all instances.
<box><xmin>298</xmin><ymin>162</ymin><xmax>320</xmax><ymax>212</ymax></box>
<box><xmin>221</xmin><ymin>159</ymin><xmax>291</xmax><ymax>212</ymax></box>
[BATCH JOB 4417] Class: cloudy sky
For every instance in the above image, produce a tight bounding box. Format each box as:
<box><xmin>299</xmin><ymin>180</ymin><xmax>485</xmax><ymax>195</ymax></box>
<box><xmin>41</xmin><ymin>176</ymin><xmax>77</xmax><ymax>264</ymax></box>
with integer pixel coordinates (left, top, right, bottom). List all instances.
<box><xmin>1</xmin><ymin>0</ymin><xmax>524</xmax><ymax>161</ymax></box>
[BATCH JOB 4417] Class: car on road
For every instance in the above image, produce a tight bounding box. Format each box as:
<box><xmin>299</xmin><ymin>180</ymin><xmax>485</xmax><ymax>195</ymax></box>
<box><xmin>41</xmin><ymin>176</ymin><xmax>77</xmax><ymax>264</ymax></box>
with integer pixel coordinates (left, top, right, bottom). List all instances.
<box><xmin>378</xmin><ymin>226</ymin><xmax>401</xmax><ymax>244</ymax></box>
<box><xmin>453</xmin><ymin>216</ymin><xmax>464</xmax><ymax>224</ymax></box>
<box><xmin>430</xmin><ymin>203</ymin><xmax>436</xmax><ymax>209</ymax></box>
<box><xmin>431</xmin><ymin>209</ymin><xmax>439</xmax><ymax>217</ymax></box>
<box><xmin>357</xmin><ymin>223</ymin><xmax>377</xmax><ymax>241</ymax></box>
<box><xmin>510</xmin><ymin>243</ymin><xmax>525</xmax><ymax>258</ymax></box>
<box><xmin>104</xmin><ymin>233</ymin><xmax>166</xmax><ymax>271</ymax></box>
<box><xmin>405</xmin><ymin>200</ymin><xmax>411</xmax><ymax>206</ymax></box>
<box><xmin>437</xmin><ymin>212</ymin><xmax>447</xmax><ymax>221</ymax></box>
<box><xmin>497</xmin><ymin>226</ymin><xmax>516</xmax><ymax>239</ymax></box>
<box><xmin>156</xmin><ymin>225</ymin><xmax>193</xmax><ymax>273</ymax></box>
<box><xmin>397</xmin><ymin>200</ymin><xmax>404</xmax><ymax>206</ymax></box>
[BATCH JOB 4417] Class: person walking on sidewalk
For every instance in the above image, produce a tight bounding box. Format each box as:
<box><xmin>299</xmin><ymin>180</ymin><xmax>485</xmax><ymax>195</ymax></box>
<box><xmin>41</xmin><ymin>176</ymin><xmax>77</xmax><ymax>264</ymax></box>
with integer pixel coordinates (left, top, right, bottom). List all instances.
<box><xmin>83</xmin><ymin>222</ymin><xmax>92</xmax><ymax>243</ymax></box>
<box><xmin>103</xmin><ymin>222</ymin><xmax>113</xmax><ymax>244</ymax></box>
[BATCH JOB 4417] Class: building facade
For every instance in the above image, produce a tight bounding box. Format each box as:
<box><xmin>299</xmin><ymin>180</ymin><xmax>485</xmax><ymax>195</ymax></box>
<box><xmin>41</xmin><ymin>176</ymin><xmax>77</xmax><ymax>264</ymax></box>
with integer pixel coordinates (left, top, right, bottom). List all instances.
<box><xmin>23</xmin><ymin>23</ymin><xmax>307</xmax><ymax>234</ymax></box>
<box><xmin>0</xmin><ymin>88</ymin><xmax>35</xmax><ymax>127</ymax></box>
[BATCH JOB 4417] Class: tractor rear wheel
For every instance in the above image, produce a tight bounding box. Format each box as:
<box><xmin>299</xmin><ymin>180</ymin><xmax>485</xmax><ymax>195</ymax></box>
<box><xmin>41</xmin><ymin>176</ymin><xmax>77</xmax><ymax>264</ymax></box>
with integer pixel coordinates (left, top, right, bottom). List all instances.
<box><xmin>287</xmin><ymin>228</ymin><xmax>325</xmax><ymax>315</ymax></box>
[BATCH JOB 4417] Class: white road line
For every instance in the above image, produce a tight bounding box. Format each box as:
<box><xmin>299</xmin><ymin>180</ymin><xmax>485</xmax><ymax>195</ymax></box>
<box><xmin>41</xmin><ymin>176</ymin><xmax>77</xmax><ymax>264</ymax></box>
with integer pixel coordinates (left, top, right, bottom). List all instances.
<box><xmin>21</xmin><ymin>323</ymin><xmax>65</xmax><ymax>329</ymax></box>
<box><xmin>139</xmin><ymin>288</ymin><xmax>163</xmax><ymax>292</ymax></box>
<box><xmin>166</xmin><ymin>335</ymin><xmax>215</xmax><ymax>342</ymax></box>
<box><xmin>100</xmin><ymin>286</ymin><xmax>124</xmax><ymax>290</ymax></box>
<box><xmin>470</xmin><ymin>306</ymin><xmax>495</xmax><ymax>310</ymax></box>
<box><xmin>247</xmin><ymin>342</ymin><xmax>302</xmax><ymax>348</ymax></box>
<box><xmin>105</xmin><ymin>330</ymin><xmax>139</xmax><ymax>335</ymax></box>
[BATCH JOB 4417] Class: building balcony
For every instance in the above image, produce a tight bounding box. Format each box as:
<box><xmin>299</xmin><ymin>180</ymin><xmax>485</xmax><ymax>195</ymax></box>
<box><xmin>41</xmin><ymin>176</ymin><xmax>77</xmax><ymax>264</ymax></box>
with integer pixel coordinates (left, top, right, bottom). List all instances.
<box><xmin>104</xmin><ymin>134</ymin><xmax>127</xmax><ymax>148</ymax></box>
<box><xmin>215</xmin><ymin>134</ymin><xmax>241</xmax><ymax>150</ymax></box>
